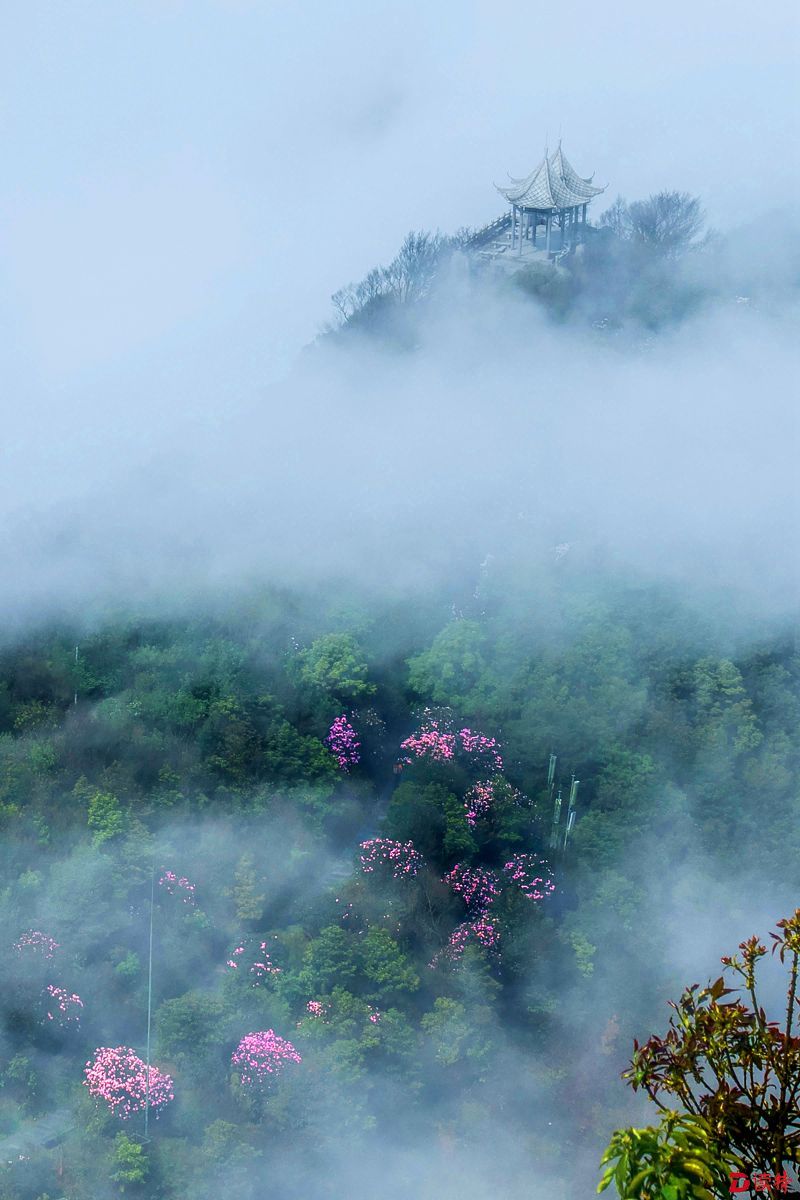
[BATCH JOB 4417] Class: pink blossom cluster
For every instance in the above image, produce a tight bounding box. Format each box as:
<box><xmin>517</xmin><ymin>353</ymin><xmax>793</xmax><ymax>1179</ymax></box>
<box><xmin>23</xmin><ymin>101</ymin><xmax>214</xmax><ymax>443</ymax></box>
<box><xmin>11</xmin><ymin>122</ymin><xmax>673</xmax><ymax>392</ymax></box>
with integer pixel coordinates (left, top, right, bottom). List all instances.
<box><xmin>359</xmin><ymin>838</ymin><xmax>422</xmax><ymax>878</ymax></box>
<box><xmin>431</xmin><ymin>917</ymin><xmax>500</xmax><ymax>966</ymax></box>
<box><xmin>458</xmin><ymin>728</ymin><xmax>504</xmax><ymax>772</ymax></box>
<box><xmin>158</xmin><ymin>871</ymin><xmax>196</xmax><ymax>904</ymax></box>
<box><xmin>464</xmin><ymin>778</ymin><xmax>525</xmax><ymax>825</ymax></box>
<box><xmin>83</xmin><ymin>1046</ymin><xmax>174</xmax><ymax>1119</ymax></box>
<box><xmin>326</xmin><ymin>715</ymin><xmax>361</xmax><ymax>771</ymax></box>
<box><xmin>400</xmin><ymin>719</ymin><xmax>456</xmax><ymax>764</ymax></box>
<box><xmin>226</xmin><ymin>939</ymin><xmax>281</xmax><ymax>985</ymax></box>
<box><xmin>14</xmin><ymin>930</ymin><xmax>59</xmax><ymax>959</ymax></box>
<box><xmin>368</xmin><ymin>1007</ymin><xmax>381</xmax><ymax>1024</ymax></box>
<box><xmin>464</xmin><ymin>780</ymin><xmax>495</xmax><ymax>827</ymax></box>
<box><xmin>305</xmin><ymin>1000</ymin><xmax>327</xmax><ymax>1018</ymax></box>
<box><xmin>503</xmin><ymin>853</ymin><xmax>556</xmax><ymax>901</ymax></box>
<box><xmin>400</xmin><ymin>716</ymin><xmax>503</xmax><ymax>773</ymax></box>
<box><xmin>444</xmin><ymin>864</ymin><xmax>501</xmax><ymax>914</ymax></box>
<box><xmin>231</xmin><ymin>1030</ymin><xmax>302</xmax><ymax>1088</ymax></box>
<box><xmin>44</xmin><ymin>984</ymin><xmax>83</xmax><ymax>1026</ymax></box>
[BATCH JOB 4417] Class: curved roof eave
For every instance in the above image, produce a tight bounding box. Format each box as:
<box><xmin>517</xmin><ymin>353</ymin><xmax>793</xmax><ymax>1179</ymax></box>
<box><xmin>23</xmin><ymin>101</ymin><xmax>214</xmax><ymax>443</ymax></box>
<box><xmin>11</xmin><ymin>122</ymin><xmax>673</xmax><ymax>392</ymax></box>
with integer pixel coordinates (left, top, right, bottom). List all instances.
<box><xmin>498</xmin><ymin>145</ymin><xmax>605</xmax><ymax>209</ymax></box>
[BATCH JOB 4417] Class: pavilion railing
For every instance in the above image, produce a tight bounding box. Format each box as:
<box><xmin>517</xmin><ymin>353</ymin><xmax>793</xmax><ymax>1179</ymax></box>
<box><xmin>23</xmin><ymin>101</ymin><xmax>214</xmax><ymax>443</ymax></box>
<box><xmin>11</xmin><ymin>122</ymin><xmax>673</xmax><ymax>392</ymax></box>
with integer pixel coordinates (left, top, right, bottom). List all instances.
<box><xmin>463</xmin><ymin>212</ymin><xmax>512</xmax><ymax>249</ymax></box>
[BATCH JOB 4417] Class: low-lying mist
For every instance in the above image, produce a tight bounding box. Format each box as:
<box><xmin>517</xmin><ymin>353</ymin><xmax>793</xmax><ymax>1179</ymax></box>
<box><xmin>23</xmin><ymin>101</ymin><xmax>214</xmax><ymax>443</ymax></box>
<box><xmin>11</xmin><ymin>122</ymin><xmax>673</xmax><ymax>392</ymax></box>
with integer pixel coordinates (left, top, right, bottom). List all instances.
<box><xmin>3</xmin><ymin>235</ymin><xmax>798</xmax><ymax>635</ymax></box>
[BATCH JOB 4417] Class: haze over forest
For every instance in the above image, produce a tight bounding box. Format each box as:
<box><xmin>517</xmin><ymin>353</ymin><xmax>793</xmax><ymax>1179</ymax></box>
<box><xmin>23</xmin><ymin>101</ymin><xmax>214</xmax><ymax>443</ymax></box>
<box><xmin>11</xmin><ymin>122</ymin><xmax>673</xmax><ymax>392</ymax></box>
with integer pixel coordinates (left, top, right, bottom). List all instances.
<box><xmin>1</xmin><ymin>3</ymin><xmax>799</xmax><ymax>1198</ymax></box>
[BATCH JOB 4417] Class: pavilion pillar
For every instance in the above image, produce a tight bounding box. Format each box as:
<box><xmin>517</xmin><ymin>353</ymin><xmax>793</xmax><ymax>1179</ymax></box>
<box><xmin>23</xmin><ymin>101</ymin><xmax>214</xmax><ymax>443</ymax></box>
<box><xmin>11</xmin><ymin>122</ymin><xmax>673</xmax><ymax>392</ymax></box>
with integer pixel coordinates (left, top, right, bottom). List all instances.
<box><xmin>510</xmin><ymin>206</ymin><xmax>515</xmax><ymax>250</ymax></box>
<box><xmin>546</xmin><ymin>213</ymin><xmax>552</xmax><ymax>254</ymax></box>
<box><xmin>532</xmin><ymin>212</ymin><xmax>537</xmax><ymax>249</ymax></box>
<box><xmin>519</xmin><ymin>209</ymin><xmax>525</xmax><ymax>254</ymax></box>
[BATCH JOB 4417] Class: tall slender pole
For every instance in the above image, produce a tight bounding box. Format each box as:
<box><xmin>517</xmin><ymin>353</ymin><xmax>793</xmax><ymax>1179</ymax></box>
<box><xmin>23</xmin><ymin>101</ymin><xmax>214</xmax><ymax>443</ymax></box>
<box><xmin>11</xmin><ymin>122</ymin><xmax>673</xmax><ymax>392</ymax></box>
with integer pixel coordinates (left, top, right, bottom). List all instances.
<box><xmin>564</xmin><ymin>776</ymin><xmax>579</xmax><ymax>851</ymax></box>
<box><xmin>550</xmin><ymin>788</ymin><xmax>562</xmax><ymax>850</ymax></box>
<box><xmin>144</xmin><ymin>863</ymin><xmax>155</xmax><ymax>1138</ymax></box>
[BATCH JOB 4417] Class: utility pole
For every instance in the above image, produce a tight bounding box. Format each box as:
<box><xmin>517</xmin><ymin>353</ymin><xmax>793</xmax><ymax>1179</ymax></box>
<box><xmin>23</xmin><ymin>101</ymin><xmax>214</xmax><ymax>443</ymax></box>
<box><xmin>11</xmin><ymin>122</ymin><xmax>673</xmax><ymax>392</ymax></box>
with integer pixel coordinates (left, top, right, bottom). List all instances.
<box><xmin>547</xmin><ymin>752</ymin><xmax>557</xmax><ymax>792</ymax></box>
<box><xmin>563</xmin><ymin>775</ymin><xmax>579</xmax><ymax>851</ymax></box>
<box><xmin>550</xmin><ymin>787</ymin><xmax>562</xmax><ymax>850</ymax></box>
<box><xmin>74</xmin><ymin>645</ymin><xmax>79</xmax><ymax>706</ymax></box>
<box><xmin>144</xmin><ymin>864</ymin><xmax>155</xmax><ymax>1139</ymax></box>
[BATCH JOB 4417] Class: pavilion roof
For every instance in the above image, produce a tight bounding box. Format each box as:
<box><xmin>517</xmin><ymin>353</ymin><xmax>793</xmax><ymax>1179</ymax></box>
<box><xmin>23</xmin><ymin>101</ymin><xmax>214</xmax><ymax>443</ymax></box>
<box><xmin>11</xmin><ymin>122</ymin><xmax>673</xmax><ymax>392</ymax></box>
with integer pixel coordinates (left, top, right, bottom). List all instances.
<box><xmin>496</xmin><ymin>144</ymin><xmax>605</xmax><ymax>210</ymax></box>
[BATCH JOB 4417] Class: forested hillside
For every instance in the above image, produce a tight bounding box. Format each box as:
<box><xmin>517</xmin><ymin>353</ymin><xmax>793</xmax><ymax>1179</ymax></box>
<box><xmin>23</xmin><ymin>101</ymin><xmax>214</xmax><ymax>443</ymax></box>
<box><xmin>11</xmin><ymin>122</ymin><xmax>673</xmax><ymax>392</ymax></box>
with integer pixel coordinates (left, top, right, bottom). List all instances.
<box><xmin>2</xmin><ymin>564</ymin><xmax>798</xmax><ymax>1198</ymax></box>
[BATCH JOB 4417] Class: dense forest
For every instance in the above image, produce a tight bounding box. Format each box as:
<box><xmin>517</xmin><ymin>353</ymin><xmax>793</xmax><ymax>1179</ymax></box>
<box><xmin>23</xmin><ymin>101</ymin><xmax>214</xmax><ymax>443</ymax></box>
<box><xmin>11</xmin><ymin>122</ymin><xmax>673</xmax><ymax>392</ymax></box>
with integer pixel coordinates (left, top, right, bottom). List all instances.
<box><xmin>1</xmin><ymin>554</ymin><xmax>798</xmax><ymax>1198</ymax></box>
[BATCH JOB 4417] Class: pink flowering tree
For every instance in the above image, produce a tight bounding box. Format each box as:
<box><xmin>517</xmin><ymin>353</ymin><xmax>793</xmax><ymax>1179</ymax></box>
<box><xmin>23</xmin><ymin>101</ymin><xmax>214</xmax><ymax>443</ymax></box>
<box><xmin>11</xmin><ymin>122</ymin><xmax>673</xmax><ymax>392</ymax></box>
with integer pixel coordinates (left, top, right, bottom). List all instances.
<box><xmin>400</xmin><ymin>719</ymin><xmax>456</xmax><ymax>764</ymax></box>
<box><xmin>305</xmin><ymin>1000</ymin><xmax>327</xmax><ymax>1019</ymax></box>
<box><xmin>225</xmin><ymin>937</ymin><xmax>282</xmax><ymax>986</ymax></box>
<box><xmin>503</xmin><ymin>853</ymin><xmax>556</xmax><ymax>901</ymax></box>
<box><xmin>359</xmin><ymin>838</ymin><xmax>422</xmax><ymax>879</ymax></box>
<box><xmin>14</xmin><ymin>930</ymin><xmax>59</xmax><ymax>959</ymax></box>
<box><xmin>444</xmin><ymin>864</ymin><xmax>501</xmax><ymax>914</ymax></box>
<box><xmin>43</xmin><ymin>985</ymin><xmax>83</xmax><ymax>1027</ymax></box>
<box><xmin>463</xmin><ymin>780</ymin><xmax>495</xmax><ymax>827</ymax></box>
<box><xmin>231</xmin><ymin>1030</ymin><xmax>301</xmax><ymax>1089</ymax></box>
<box><xmin>431</xmin><ymin>917</ymin><xmax>500</xmax><ymax>967</ymax></box>
<box><xmin>435</xmin><ymin>864</ymin><xmax>504</xmax><ymax>967</ymax></box>
<box><xmin>326</xmin><ymin>715</ymin><xmax>360</xmax><ymax>771</ymax></box>
<box><xmin>400</xmin><ymin>711</ymin><xmax>503</xmax><ymax>774</ymax></box>
<box><xmin>158</xmin><ymin>871</ymin><xmax>196</xmax><ymax>905</ymax></box>
<box><xmin>463</xmin><ymin>777</ymin><xmax>527</xmax><ymax>827</ymax></box>
<box><xmin>457</xmin><ymin>728</ymin><xmax>503</xmax><ymax>773</ymax></box>
<box><xmin>83</xmin><ymin>1047</ymin><xmax>174</xmax><ymax>1119</ymax></box>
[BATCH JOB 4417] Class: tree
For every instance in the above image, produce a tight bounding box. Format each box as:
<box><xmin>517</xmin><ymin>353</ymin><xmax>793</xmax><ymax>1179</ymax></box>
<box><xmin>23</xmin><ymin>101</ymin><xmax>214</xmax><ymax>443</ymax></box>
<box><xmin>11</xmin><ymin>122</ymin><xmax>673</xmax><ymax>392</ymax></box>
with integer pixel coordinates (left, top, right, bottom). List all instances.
<box><xmin>299</xmin><ymin>926</ymin><xmax>360</xmax><ymax>994</ymax></box>
<box><xmin>156</xmin><ymin>992</ymin><xmax>224</xmax><ymax>1066</ymax></box>
<box><xmin>85</xmin><ymin>786</ymin><xmax>128</xmax><ymax>847</ymax></box>
<box><xmin>598</xmin><ymin>1112</ymin><xmax>742</xmax><ymax>1199</ymax></box>
<box><xmin>231</xmin><ymin>852</ymin><xmax>266</xmax><ymax>922</ymax></box>
<box><xmin>601</xmin><ymin>911</ymin><xmax>800</xmax><ymax>1185</ymax></box>
<box><xmin>407</xmin><ymin>620</ymin><xmax>489</xmax><ymax>708</ymax></box>
<box><xmin>626</xmin><ymin>191</ymin><xmax>705</xmax><ymax>256</ymax></box>
<box><xmin>421</xmin><ymin>997</ymin><xmax>471</xmax><ymax>1067</ymax></box>
<box><xmin>297</xmin><ymin>634</ymin><xmax>375</xmax><ymax>702</ymax></box>
<box><xmin>690</xmin><ymin>658</ymin><xmax>762</xmax><ymax>756</ymax></box>
<box><xmin>110</xmin><ymin>1133</ymin><xmax>149</xmax><ymax>1193</ymax></box>
<box><xmin>385</xmin><ymin>231</ymin><xmax>448</xmax><ymax>304</ymax></box>
<box><xmin>360</xmin><ymin>929</ymin><xmax>420</xmax><ymax>1001</ymax></box>
<box><xmin>330</xmin><ymin>230</ymin><xmax>452</xmax><ymax>324</ymax></box>
<box><xmin>442</xmin><ymin>792</ymin><xmax>478</xmax><ymax>860</ymax></box>
<box><xmin>598</xmin><ymin>195</ymin><xmax>631</xmax><ymax>240</ymax></box>
<box><xmin>384</xmin><ymin>780</ymin><xmax>449</xmax><ymax>864</ymax></box>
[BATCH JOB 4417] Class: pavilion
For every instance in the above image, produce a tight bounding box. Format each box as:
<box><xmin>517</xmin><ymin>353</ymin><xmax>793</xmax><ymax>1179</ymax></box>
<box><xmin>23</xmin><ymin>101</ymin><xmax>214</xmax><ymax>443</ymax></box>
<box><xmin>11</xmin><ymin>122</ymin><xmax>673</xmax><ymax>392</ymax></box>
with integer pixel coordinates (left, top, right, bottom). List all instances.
<box><xmin>495</xmin><ymin>143</ymin><xmax>606</xmax><ymax>255</ymax></box>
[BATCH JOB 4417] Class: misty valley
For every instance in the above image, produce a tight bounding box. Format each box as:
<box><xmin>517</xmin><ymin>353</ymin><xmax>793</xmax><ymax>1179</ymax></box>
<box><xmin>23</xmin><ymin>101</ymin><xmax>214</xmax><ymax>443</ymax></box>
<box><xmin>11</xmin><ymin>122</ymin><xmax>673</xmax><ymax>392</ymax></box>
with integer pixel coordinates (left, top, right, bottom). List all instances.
<box><xmin>1</xmin><ymin>563</ymin><xmax>799</xmax><ymax>1197</ymax></box>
